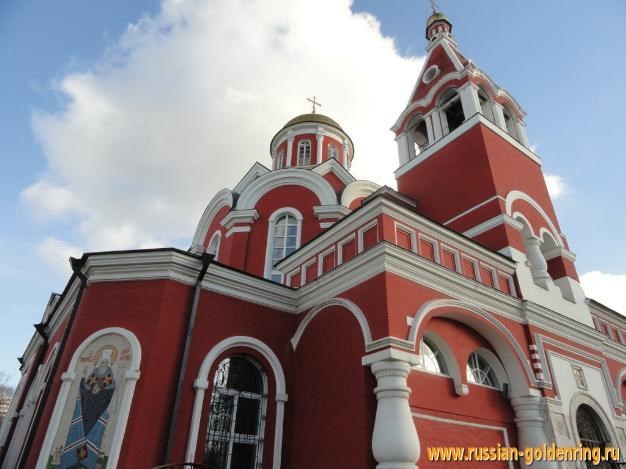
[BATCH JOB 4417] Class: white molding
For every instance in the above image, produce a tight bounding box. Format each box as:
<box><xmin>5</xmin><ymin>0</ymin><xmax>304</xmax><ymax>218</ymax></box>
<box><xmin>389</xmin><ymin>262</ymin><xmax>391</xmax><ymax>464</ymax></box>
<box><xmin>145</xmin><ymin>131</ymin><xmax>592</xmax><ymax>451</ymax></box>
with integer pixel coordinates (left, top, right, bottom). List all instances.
<box><xmin>395</xmin><ymin>114</ymin><xmax>541</xmax><ymax>179</ymax></box>
<box><xmin>299</xmin><ymin>258</ymin><xmax>317</xmax><ymax>286</ymax></box>
<box><xmin>232</xmin><ymin>162</ymin><xmax>271</xmax><ymax>194</ymax></box>
<box><xmin>186</xmin><ymin>336</ymin><xmax>286</xmax><ymax>468</ymax></box>
<box><xmin>407</xmin><ymin>298</ymin><xmax>537</xmax><ymax>392</ymax></box>
<box><xmin>291</xmin><ymin>298</ymin><xmax>373</xmax><ymax>350</ymax></box>
<box><xmin>357</xmin><ymin>219</ymin><xmax>379</xmax><ymax>253</ymax></box>
<box><xmin>417</xmin><ymin>233</ymin><xmax>440</xmax><ymax>263</ymax></box>
<box><xmin>462</xmin><ymin>214</ymin><xmax>523</xmax><ymax>238</ymax></box>
<box><xmin>505</xmin><ymin>190</ymin><xmax>563</xmax><ymax>247</ymax></box>
<box><xmin>440</xmin><ymin>243</ymin><xmax>462</xmax><ymax>274</ymax></box>
<box><xmin>236</xmin><ymin>168</ymin><xmax>337</xmax><ymax>210</ymax></box>
<box><xmin>271</xmin><ymin>122</ymin><xmax>354</xmax><ymax>163</ymax></box>
<box><xmin>394</xmin><ymin>221</ymin><xmax>418</xmax><ymax>253</ymax></box>
<box><xmin>541</xmin><ymin>245</ymin><xmax>576</xmax><ymax>262</ymax></box>
<box><xmin>311</xmin><ymin>159</ymin><xmax>355</xmax><ymax>186</ymax></box>
<box><xmin>340</xmin><ymin>180</ymin><xmax>380</xmax><ymax>208</ymax></box>
<box><xmin>316</xmin><ymin>246</ymin><xmax>336</xmax><ymax>277</ymax></box>
<box><xmin>443</xmin><ymin>195</ymin><xmax>505</xmax><ymax>226</ymax></box>
<box><xmin>220</xmin><ymin>209</ymin><xmax>259</xmax><ymax>230</ymax></box>
<box><xmin>191</xmin><ymin>189</ymin><xmax>234</xmax><ymax>250</ymax></box>
<box><xmin>36</xmin><ymin>327</ymin><xmax>141</xmax><ymax>469</ymax></box>
<box><xmin>206</xmin><ymin>231</ymin><xmax>221</xmax><ymax>261</ymax></box>
<box><xmin>313</xmin><ymin>204</ymin><xmax>352</xmax><ymax>220</ymax></box>
<box><xmin>225</xmin><ymin>225</ymin><xmax>251</xmax><ymax>238</ymax></box>
<box><xmin>337</xmin><ymin>233</ymin><xmax>356</xmax><ymax>265</ymax></box>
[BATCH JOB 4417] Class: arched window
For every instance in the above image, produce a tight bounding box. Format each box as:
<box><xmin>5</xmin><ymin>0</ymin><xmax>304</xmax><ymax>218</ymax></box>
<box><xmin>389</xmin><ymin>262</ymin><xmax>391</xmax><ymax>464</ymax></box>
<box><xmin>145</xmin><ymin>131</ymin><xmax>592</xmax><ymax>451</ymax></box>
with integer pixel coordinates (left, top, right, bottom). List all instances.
<box><xmin>207</xmin><ymin>231</ymin><xmax>221</xmax><ymax>261</ymax></box>
<box><xmin>478</xmin><ymin>88</ymin><xmax>494</xmax><ymax>123</ymax></box>
<box><xmin>204</xmin><ymin>356</ymin><xmax>267</xmax><ymax>469</ymax></box>
<box><xmin>415</xmin><ymin>338</ymin><xmax>447</xmax><ymax>374</ymax></box>
<box><xmin>466</xmin><ymin>351</ymin><xmax>499</xmax><ymax>388</ymax></box>
<box><xmin>439</xmin><ymin>89</ymin><xmax>464</xmax><ymax>135</ymax></box>
<box><xmin>327</xmin><ymin>144</ymin><xmax>338</xmax><ymax>161</ymax></box>
<box><xmin>576</xmin><ymin>405</ymin><xmax>617</xmax><ymax>469</ymax></box>
<box><xmin>502</xmin><ymin>107</ymin><xmax>519</xmax><ymax>141</ymax></box>
<box><xmin>297</xmin><ymin>140</ymin><xmax>311</xmax><ymax>166</ymax></box>
<box><xmin>266</xmin><ymin>210</ymin><xmax>302</xmax><ymax>282</ymax></box>
<box><xmin>409</xmin><ymin>117</ymin><xmax>429</xmax><ymax>157</ymax></box>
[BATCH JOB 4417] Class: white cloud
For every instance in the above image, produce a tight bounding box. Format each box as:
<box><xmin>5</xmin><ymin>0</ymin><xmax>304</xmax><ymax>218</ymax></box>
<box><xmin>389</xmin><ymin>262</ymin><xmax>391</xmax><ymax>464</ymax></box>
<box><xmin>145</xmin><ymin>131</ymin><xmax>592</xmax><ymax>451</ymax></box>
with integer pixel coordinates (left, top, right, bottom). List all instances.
<box><xmin>27</xmin><ymin>0</ymin><xmax>423</xmax><ymax>252</ymax></box>
<box><xmin>21</xmin><ymin>180</ymin><xmax>79</xmax><ymax>221</ymax></box>
<box><xmin>36</xmin><ymin>237</ymin><xmax>82</xmax><ymax>276</ymax></box>
<box><xmin>580</xmin><ymin>271</ymin><xmax>626</xmax><ymax>315</ymax></box>
<box><xmin>544</xmin><ymin>173</ymin><xmax>568</xmax><ymax>200</ymax></box>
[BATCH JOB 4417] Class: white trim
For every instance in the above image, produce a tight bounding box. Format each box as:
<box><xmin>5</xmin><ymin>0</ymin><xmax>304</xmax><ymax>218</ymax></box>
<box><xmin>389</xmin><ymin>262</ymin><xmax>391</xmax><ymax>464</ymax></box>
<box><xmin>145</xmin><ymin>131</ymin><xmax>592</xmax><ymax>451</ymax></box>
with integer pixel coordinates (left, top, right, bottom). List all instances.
<box><xmin>317</xmin><ymin>246</ymin><xmax>336</xmax><ymax>277</ymax></box>
<box><xmin>291</xmin><ymin>298</ymin><xmax>373</xmax><ymax>350</ymax></box>
<box><xmin>407</xmin><ymin>299</ymin><xmax>537</xmax><ymax>392</ymax></box>
<box><xmin>311</xmin><ymin>158</ymin><xmax>355</xmax><ymax>186</ymax></box>
<box><xmin>411</xmin><ymin>412</ymin><xmax>514</xmax><ymax>468</ymax></box>
<box><xmin>340</xmin><ymin>180</ymin><xmax>380</xmax><ymax>208</ymax></box>
<box><xmin>417</xmin><ymin>233</ymin><xmax>440</xmax><ymax>263</ymax></box>
<box><xmin>313</xmin><ymin>204</ymin><xmax>351</xmax><ymax>220</ymax></box>
<box><xmin>191</xmin><ymin>189</ymin><xmax>234</xmax><ymax>251</ymax></box>
<box><xmin>394</xmin><ymin>221</ymin><xmax>418</xmax><ymax>253</ymax></box>
<box><xmin>206</xmin><ymin>231</ymin><xmax>221</xmax><ymax>261</ymax></box>
<box><xmin>236</xmin><ymin>168</ymin><xmax>337</xmax><ymax>210</ymax></box>
<box><xmin>220</xmin><ymin>209</ymin><xmax>259</xmax><ymax>230</ymax></box>
<box><xmin>440</xmin><ymin>243</ymin><xmax>462</xmax><ymax>273</ymax></box>
<box><xmin>443</xmin><ymin>195</ymin><xmax>505</xmax><ymax>226</ymax></box>
<box><xmin>36</xmin><ymin>327</ymin><xmax>141</xmax><ymax>469</ymax></box>
<box><xmin>186</xmin><ymin>336</ymin><xmax>287</xmax><ymax>468</ymax></box>
<box><xmin>225</xmin><ymin>225</ymin><xmax>251</xmax><ymax>238</ymax></box>
<box><xmin>264</xmin><ymin>207</ymin><xmax>303</xmax><ymax>280</ymax></box>
<box><xmin>615</xmin><ymin>368</ymin><xmax>626</xmax><ymax>407</ymax></box>
<box><xmin>505</xmin><ymin>191</ymin><xmax>563</xmax><ymax>247</ymax></box>
<box><xmin>300</xmin><ymin>258</ymin><xmax>317</xmax><ymax>286</ymax></box>
<box><xmin>337</xmin><ymin>233</ymin><xmax>357</xmax><ymax>265</ymax></box>
<box><xmin>459</xmin><ymin>254</ymin><xmax>481</xmax><ymax>282</ymax></box>
<box><xmin>357</xmin><ymin>219</ymin><xmax>379</xmax><ymax>253</ymax></box>
<box><xmin>467</xmin><ymin>347</ymin><xmax>510</xmax><ymax>389</ymax></box>
<box><xmin>569</xmin><ymin>391</ymin><xmax>620</xmax><ymax>448</ymax></box>
<box><xmin>541</xmin><ymin>245</ymin><xmax>576</xmax><ymax>262</ymax></box>
<box><xmin>478</xmin><ymin>262</ymin><xmax>497</xmax><ymax>287</ymax></box>
<box><xmin>232</xmin><ymin>163</ymin><xmax>271</xmax><ymax>194</ymax></box>
<box><xmin>462</xmin><ymin>214</ymin><xmax>523</xmax><ymax>238</ymax></box>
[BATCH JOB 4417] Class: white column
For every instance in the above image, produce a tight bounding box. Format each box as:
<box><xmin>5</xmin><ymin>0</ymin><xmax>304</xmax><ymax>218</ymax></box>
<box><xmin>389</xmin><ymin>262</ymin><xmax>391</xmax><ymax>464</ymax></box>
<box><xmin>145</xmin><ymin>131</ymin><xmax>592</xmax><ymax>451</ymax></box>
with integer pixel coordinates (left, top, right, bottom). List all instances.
<box><xmin>515</xmin><ymin>120</ymin><xmax>530</xmax><ymax>148</ymax></box>
<box><xmin>342</xmin><ymin>139</ymin><xmax>350</xmax><ymax>169</ymax></box>
<box><xmin>492</xmin><ymin>102</ymin><xmax>507</xmax><ymax>131</ymax></box>
<box><xmin>271</xmin><ymin>149</ymin><xmax>277</xmax><ymax>170</ymax></box>
<box><xmin>286</xmin><ymin>135</ymin><xmax>294</xmax><ymax>168</ymax></box>
<box><xmin>431</xmin><ymin>111</ymin><xmax>443</xmax><ymax>140</ymax></box>
<box><xmin>523</xmin><ymin>236</ymin><xmax>552</xmax><ymax>289</ymax></box>
<box><xmin>424</xmin><ymin>114</ymin><xmax>434</xmax><ymax>145</ymax></box>
<box><xmin>459</xmin><ymin>83</ymin><xmax>481</xmax><ymax>120</ymax></box>
<box><xmin>364</xmin><ymin>351</ymin><xmax>420</xmax><ymax>469</ymax></box>
<box><xmin>396</xmin><ymin>133</ymin><xmax>411</xmax><ymax>166</ymax></box>
<box><xmin>316</xmin><ymin>129</ymin><xmax>324</xmax><ymax>165</ymax></box>
<box><xmin>510</xmin><ymin>395</ymin><xmax>559</xmax><ymax>468</ymax></box>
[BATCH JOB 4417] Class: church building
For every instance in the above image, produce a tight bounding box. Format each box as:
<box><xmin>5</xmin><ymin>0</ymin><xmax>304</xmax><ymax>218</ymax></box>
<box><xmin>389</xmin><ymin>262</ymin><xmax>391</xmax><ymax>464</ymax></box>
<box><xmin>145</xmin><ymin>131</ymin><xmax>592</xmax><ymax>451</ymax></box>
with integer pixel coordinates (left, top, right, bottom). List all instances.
<box><xmin>2</xmin><ymin>10</ymin><xmax>626</xmax><ymax>469</ymax></box>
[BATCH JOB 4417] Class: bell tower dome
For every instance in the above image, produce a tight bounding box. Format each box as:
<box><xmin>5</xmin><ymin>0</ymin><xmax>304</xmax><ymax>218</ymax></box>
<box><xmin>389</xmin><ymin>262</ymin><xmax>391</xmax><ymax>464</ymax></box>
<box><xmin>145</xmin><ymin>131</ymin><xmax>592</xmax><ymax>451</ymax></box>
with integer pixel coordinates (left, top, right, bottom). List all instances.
<box><xmin>270</xmin><ymin>103</ymin><xmax>354</xmax><ymax>171</ymax></box>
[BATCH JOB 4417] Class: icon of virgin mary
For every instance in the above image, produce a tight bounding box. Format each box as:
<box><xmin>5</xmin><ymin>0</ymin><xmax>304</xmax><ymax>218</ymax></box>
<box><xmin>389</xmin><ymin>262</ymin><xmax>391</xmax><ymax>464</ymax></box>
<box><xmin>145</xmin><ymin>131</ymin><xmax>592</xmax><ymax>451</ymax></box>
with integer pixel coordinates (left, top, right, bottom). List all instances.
<box><xmin>59</xmin><ymin>346</ymin><xmax>117</xmax><ymax>468</ymax></box>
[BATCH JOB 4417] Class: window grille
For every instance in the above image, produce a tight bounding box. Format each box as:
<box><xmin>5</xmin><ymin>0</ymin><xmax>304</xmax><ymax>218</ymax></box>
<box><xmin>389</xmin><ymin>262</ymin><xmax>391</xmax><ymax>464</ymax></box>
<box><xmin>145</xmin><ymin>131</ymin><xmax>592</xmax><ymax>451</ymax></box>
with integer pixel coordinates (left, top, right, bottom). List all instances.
<box><xmin>327</xmin><ymin>144</ymin><xmax>338</xmax><ymax>160</ymax></box>
<box><xmin>269</xmin><ymin>214</ymin><xmax>299</xmax><ymax>282</ymax></box>
<box><xmin>415</xmin><ymin>338</ymin><xmax>447</xmax><ymax>374</ymax></box>
<box><xmin>204</xmin><ymin>356</ymin><xmax>267</xmax><ymax>469</ymax></box>
<box><xmin>297</xmin><ymin>141</ymin><xmax>311</xmax><ymax>166</ymax></box>
<box><xmin>466</xmin><ymin>352</ymin><xmax>499</xmax><ymax>388</ymax></box>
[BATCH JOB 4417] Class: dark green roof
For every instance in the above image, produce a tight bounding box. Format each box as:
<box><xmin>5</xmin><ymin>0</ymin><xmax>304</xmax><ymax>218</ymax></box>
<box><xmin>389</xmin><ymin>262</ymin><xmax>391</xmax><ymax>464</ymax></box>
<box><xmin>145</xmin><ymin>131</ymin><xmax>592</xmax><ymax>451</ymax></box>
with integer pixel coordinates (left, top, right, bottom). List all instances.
<box><xmin>283</xmin><ymin>113</ymin><xmax>343</xmax><ymax>130</ymax></box>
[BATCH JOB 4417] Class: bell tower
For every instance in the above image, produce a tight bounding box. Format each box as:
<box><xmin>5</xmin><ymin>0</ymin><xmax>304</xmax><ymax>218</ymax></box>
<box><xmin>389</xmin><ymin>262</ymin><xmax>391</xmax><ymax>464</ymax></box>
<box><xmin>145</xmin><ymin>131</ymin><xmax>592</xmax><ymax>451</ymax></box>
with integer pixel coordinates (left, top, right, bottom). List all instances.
<box><xmin>393</xmin><ymin>11</ymin><xmax>592</xmax><ymax>325</ymax></box>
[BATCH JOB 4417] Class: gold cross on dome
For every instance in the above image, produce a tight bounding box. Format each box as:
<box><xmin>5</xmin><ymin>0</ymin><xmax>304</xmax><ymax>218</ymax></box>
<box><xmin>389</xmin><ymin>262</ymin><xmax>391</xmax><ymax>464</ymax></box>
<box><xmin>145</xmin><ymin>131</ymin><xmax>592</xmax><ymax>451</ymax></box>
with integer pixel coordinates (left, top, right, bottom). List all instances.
<box><xmin>307</xmin><ymin>96</ymin><xmax>322</xmax><ymax>114</ymax></box>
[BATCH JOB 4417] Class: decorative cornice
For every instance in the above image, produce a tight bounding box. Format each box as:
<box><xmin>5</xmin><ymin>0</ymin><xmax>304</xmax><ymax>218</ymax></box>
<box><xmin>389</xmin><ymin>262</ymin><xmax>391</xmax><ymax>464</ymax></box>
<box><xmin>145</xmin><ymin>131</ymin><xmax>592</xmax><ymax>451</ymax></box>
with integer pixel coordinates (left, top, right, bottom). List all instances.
<box><xmin>220</xmin><ymin>209</ymin><xmax>259</xmax><ymax>230</ymax></box>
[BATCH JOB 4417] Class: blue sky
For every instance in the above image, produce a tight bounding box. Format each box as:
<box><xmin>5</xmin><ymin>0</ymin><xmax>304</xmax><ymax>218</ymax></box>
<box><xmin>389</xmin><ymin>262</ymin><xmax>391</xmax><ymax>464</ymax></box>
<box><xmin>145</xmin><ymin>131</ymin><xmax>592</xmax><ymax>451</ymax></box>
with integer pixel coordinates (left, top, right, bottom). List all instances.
<box><xmin>1</xmin><ymin>0</ymin><xmax>625</xmax><ymax>386</ymax></box>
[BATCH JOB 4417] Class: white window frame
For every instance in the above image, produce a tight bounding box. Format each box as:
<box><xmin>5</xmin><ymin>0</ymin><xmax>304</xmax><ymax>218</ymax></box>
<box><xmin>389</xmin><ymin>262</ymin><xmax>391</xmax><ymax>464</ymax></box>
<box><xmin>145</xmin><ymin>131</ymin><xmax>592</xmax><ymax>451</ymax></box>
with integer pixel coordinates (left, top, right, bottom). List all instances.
<box><xmin>264</xmin><ymin>207</ymin><xmax>303</xmax><ymax>281</ymax></box>
<box><xmin>496</xmin><ymin>271</ymin><xmax>517</xmax><ymax>296</ymax></box>
<box><xmin>297</xmin><ymin>140</ymin><xmax>311</xmax><ymax>166</ymax></box>
<box><xmin>478</xmin><ymin>262</ymin><xmax>497</xmax><ymax>287</ymax></box>
<box><xmin>394</xmin><ymin>222</ymin><xmax>417</xmax><ymax>253</ymax></box>
<box><xmin>337</xmin><ymin>234</ymin><xmax>357</xmax><ymax>265</ymax></box>
<box><xmin>466</xmin><ymin>349</ymin><xmax>508</xmax><ymax>390</ymax></box>
<box><xmin>207</xmin><ymin>230</ymin><xmax>222</xmax><ymax>261</ymax></box>
<box><xmin>327</xmin><ymin>143</ymin><xmax>338</xmax><ymax>160</ymax></box>
<box><xmin>300</xmin><ymin>258</ymin><xmax>317</xmax><ymax>286</ymax></box>
<box><xmin>286</xmin><ymin>269</ymin><xmax>300</xmax><ymax>287</ymax></box>
<box><xmin>460</xmin><ymin>254</ymin><xmax>481</xmax><ymax>281</ymax></box>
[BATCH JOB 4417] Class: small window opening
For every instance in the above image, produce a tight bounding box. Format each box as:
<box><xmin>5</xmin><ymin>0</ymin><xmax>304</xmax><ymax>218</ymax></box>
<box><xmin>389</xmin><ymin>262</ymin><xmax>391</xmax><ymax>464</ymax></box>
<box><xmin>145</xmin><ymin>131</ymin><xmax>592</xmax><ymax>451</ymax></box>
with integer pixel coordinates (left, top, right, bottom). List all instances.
<box><xmin>466</xmin><ymin>352</ymin><xmax>499</xmax><ymax>388</ymax></box>
<box><xmin>440</xmin><ymin>90</ymin><xmax>464</xmax><ymax>134</ymax></box>
<box><xmin>502</xmin><ymin>107</ymin><xmax>519</xmax><ymax>141</ymax></box>
<box><xmin>298</xmin><ymin>141</ymin><xmax>311</xmax><ymax>166</ymax></box>
<box><xmin>327</xmin><ymin>144</ymin><xmax>338</xmax><ymax>160</ymax></box>
<box><xmin>478</xmin><ymin>89</ymin><xmax>495</xmax><ymax>123</ymax></box>
<box><xmin>411</xmin><ymin>119</ymin><xmax>429</xmax><ymax>156</ymax></box>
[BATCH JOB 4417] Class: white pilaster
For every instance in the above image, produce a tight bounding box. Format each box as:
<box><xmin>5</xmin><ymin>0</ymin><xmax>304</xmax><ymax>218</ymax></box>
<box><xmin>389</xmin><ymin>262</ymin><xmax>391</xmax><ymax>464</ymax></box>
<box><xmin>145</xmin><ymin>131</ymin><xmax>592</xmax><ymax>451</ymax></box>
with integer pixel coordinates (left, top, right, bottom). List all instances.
<box><xmin>492</xmin><ymin>102</ymin><xmax>507</xmax><ymax>131</ymax></box>
<box><xmin>431</xmin><ymin>111</ymin><xmax>443</xmax><ymax>141</ymax></box>
<box><xmin>459</xmin><ymin>83</ymin><xmax>481</xmax><ymax>120</ymax></box>
<box><xmin>515</xmin><ymin>120</ymin><xmax>530</xmax><ymax>148</ymax></box>
<box><xmin>364</xmin><ymin>350</ymin><xmax>420</xmax><ymax>469</ymax></box>
<box><xmin>396</xmin><ymin>133</ymin><xmax>411</xmax><ymax>166</ymax></box>
<box><xmin>510</xmin><ymin>395</ymin><xmax>559</xmax><ymax>468</ymax></box>
<box><xmin>286</xmin><ymin>134</ymin><xmax>294</xmax><ymax>168</ymax></box>
<box><xmin>316</xmin><ymin>130</ymin><xmax>324</xmax><ymax>165</ymax></box>
<box><xmin>342</xmin><ymin>139</ymin><xmax>349</xmax><ymax>169</ymax></box>
<box><xmin>424</xmin><ymin>114</ymin><xmax>434</xmax><ymax>145</ymax></box>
